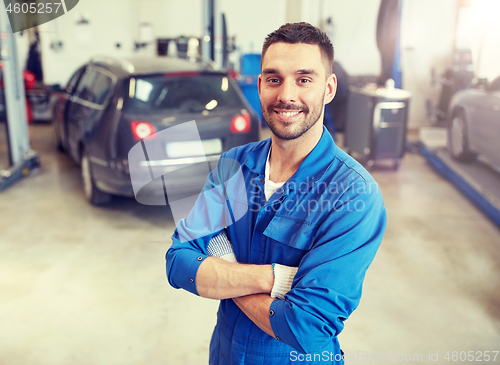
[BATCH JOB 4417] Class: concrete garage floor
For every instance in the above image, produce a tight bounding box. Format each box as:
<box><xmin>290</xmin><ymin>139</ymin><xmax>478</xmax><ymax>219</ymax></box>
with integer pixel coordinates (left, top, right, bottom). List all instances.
<box><xmin>0</xmin><ymin>124</ymin><xmax>499</xmax><ymax>364</ymax></box>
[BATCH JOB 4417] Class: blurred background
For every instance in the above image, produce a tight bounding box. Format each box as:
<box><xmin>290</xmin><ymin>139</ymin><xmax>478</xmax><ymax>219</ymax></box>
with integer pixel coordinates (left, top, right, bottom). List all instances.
<box><xmin>0</xmin><ymin>0</ymin><xmax>499</xmax><ymax>364</ymax></box>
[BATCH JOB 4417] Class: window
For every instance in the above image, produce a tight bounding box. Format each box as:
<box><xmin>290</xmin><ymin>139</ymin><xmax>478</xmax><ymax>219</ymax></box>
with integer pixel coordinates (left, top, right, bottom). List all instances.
<box><xmin>65</xmin><ymin>67</ymin><xmax>85</xmax><ymax>94</ymax></box>
<box><xmin>91</xmin><ymin>72</ymin><xmax>113</xmax><ymax>105</ymax></box>
<box><xmin>124</xmin><ymin>75</ymin><xmax>245</xmax><ymax>114</ymax></box>
<box><xmin>75</xmin><ymin>67</ymin><xmax>98</xmax><ymax>103</ymax></box>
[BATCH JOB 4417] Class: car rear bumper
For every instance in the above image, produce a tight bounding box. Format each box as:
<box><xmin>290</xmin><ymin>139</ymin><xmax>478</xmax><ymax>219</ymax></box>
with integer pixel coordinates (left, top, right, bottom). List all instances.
<box><xmin>96</xmin><ymin>154</ymin><xmax>220</xmax><ymax>204</ymax></box>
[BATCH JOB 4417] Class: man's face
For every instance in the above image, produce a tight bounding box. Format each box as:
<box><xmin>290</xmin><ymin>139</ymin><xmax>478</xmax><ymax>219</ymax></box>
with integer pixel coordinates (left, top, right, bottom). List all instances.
<box><xmin>258</xmin><ymin>42</ymin><xmax>336</xmax><ymax>141</ymax></box>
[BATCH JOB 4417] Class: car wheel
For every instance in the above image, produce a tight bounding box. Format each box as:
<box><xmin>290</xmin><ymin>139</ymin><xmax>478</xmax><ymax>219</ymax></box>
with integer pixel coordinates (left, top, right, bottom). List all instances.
<box><xmin>81</xmin><ymin>150</ymin><xmax>112</xmax><ymax>206</ymax></box>
<box><xmin>448</xmin><ymin>111</ymin><xmax>476</xmax><ymax>162</ymax></box>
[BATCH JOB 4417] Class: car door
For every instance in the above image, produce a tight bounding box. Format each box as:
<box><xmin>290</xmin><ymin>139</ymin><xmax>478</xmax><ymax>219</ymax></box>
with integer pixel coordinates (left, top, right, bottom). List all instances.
<box><xmin>53</xmin><ymin>66</ymin><xmax>85</xmax><ymax>150</ymax></box>
<box><xmin>82</xmin><ymin>68</ymin><xmax>117</xmax><ymax>184</ymax></box>
<box><xmin>476</xmin><ymin>76</ymin><xmax>500</xmax><ymax>168</ymax></box>
<box><xmin>66</xmin><ymin>66</ymin><xmax>98</xmax><ymax>162</ymax></box>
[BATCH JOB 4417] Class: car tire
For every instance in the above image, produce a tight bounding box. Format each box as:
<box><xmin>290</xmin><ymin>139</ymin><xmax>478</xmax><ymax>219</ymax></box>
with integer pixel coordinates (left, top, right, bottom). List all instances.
<box><xmin>448</xmin><ymin>111</ymin><xmax>476</xmax><ymax>162</ymax></box>
<box><xmin>81</xmin><ymin>150</ymin><xmax>112</xmax><ymax>206</ymax></box>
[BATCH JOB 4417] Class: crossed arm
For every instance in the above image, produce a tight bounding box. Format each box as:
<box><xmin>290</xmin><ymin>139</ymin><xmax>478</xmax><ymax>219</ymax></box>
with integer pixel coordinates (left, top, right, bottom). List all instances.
<box><xmin>196</xmin><ymin>256</ymin><xmax>276</xmax><ymax>337</ymax></box>
<box><xmin>167</xmin><ymin>176</ymin><xmax>387</xmax><ymax>353</ymax></box>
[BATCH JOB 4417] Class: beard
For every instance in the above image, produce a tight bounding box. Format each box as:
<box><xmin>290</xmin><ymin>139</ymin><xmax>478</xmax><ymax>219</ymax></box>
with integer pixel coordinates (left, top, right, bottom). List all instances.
<box><xmin>261</xmin><ymin>100</ymin><xmax>324</xmax><ymax>141</ymax></box>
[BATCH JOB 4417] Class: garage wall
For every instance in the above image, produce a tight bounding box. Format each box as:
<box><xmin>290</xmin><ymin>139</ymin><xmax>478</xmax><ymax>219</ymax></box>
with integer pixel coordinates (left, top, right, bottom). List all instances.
<box><xmin>299</xmin><ymin>0</ymin><xmax>457</xmax><ymax>128</ymax></box>
<box><xmin>466</xmin><ymin>0</ymin><xmax>500</xmax><ymax>81</ymax></box>
<box><xmin>39</xmin><ymin>0</ymin><xmax>287</xmax><ymax>85</ymax></box>
<box><xmin>217</xmin><ymin>0</ymin><xmax>287</xmax><ymax>72</ymax></box>
<box><xmin>39</xmin><ymin>0</ymin><xmax>137</xmax><ymax>85</ymax></box>
<box><xmin>39</xmin><ymin>0</ymin><xmax>203</xmax><ymax>86</ymax></box>
<box><xmin>219</xmin><ymin>0</ymin><xmax>287</xmax><ymax>55</ymax></box>
<box><xmin>400</xmin><ymin>0</ymin><xmax>457</xmax><ymax>128</ymax></box>
<box><xmin>218</xmin><ymin>0</ymin><xmax>381</xmax><ymax>75</ymax></box>
<box><xmin>136</xmin><ymin>0</ymin><xmax>203</xmax><ymax>39</ymax></box>
<box><xmin>300</xmin><ymin>0</ymin><xmax>382</xmax><ymax>76</ymax></box>
<box><xmin>218</xmin><ymin>0</ymin><xmax>456</xmax><ymax>128</ymax></box>
<box><xmin>35</xmin><ymin>0</ymin><xmax>457</xmax><ymax>128</ymax></box>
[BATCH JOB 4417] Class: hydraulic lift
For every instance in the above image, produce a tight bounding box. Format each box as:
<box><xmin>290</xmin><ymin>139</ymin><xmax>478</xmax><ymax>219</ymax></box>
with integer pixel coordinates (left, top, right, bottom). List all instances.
<box><xmin>0</xmin><ymin>1</ymin><xmax>40</xmax><ymax>192</ymax></box>
<box><xmin>417</xmin><ymin>128</ymin><xmax>500</xmax><ymax>229</ymax></box>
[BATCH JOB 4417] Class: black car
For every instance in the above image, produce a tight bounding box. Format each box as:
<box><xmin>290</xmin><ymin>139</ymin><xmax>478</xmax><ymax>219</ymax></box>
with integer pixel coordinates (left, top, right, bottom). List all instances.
<box><xmin>53</xmin><ymin>56</ymin><xmax>260</xmax><ymax>205</ymax></box>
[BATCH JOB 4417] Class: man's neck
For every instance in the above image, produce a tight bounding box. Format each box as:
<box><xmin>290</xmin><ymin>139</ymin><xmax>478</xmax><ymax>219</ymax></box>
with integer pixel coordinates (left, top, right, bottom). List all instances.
<box><xmin>268</xmin><ymin>123</ymin><xmax>323</xmax><ymax>183</ymax></box>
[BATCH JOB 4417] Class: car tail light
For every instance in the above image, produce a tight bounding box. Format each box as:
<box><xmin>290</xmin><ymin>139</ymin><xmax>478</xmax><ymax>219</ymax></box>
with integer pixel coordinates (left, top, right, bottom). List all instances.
<box><xmin>230</xmin><ymin>113</ymin><xmax>250</xmax><ymax>133</ymax></box>
<box><xmin>131</xmin><ymin>121</ymin><xmax>156</xmax><ymax>140</ymax></box>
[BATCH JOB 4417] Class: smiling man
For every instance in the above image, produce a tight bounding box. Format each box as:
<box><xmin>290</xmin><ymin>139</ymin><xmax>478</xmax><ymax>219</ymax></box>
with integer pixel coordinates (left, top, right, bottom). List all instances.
<box><xmin>260</xmin><ymin>43</ymin><xmax>333</xmax><ymax>142</ymax></box>
<box><xmin>166</xmin><ymin>22</ymin><xmax>387</xmax><ymax>365</ymax></box>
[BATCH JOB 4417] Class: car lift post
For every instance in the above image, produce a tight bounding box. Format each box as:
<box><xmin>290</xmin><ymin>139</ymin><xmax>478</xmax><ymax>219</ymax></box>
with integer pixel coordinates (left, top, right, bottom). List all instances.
<box><xmin>202</xmin><ymin>0</ymin><xmax>223</xmax><ymax>68</ymax></box>
<box><xmin>0</xmin><ymin>1</ymin><xmax>40</xmax><ymax>192</ymax></box>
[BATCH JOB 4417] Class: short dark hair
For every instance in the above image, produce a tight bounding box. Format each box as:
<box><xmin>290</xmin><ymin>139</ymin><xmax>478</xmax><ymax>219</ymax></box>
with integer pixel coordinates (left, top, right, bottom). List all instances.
<box><xmin>261</xmin><ymin>22</ymin><xmax>334</xmax><ymax>74</ymax></box>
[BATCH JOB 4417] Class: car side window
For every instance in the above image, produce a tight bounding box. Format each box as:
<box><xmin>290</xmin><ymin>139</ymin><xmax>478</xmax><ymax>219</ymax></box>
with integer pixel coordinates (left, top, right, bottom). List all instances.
<box><xmin>66</xmin><ymin>67</ymin><xmax>85</xmax><ymax>95</ymax></box>
<box><xmin>75</xmin><ymin>67</ymin><xmax>98</xmax><ymax>103</ymax></box>
<box><xmin>91</xmin><ymin>72</ymin><xmax>113</xmax><ymax>105</ymax></box>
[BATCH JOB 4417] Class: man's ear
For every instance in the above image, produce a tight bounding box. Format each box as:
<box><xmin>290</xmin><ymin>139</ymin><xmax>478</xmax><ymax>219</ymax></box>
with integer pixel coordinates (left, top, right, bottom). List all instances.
<box><xmin>324</xmin><ymin>74</ymin><xmax>337</xmax><ymax>105</ymax></box>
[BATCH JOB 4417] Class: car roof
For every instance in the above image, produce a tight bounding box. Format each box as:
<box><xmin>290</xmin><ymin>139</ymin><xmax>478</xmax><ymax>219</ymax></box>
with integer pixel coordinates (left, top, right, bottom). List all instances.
<box><xmin>90</xmin><ymin>56</ymin><xmax>220</xmax><ymax>77</ymax></box>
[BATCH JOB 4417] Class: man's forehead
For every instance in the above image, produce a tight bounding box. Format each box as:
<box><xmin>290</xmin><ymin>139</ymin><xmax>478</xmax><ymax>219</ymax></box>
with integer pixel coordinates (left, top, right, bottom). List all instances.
<box><xmin>261</xmin><ymin>42</ymin><xmax>329</xmax><ymax>75</ymax></box>
<box><xmin>263</xmin><ymin>42</ymin><xmax>322</xmax><ymax>60</ymax></box>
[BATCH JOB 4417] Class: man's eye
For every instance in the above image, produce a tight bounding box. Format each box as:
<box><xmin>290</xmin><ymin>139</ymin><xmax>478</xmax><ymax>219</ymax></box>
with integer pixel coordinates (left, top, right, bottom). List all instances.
<box><xmin>299</xmin><ymin>78</ymin><xmax>311</xmax><ymax>83</ymax></box>
<box><xmin>268</xmin><ymin>78</ymin><xmax>280</xmax><ymax>83</ymax></box>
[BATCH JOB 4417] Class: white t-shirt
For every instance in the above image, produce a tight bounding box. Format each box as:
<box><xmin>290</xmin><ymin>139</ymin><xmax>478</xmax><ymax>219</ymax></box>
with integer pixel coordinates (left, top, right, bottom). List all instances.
<box><xmin>264</xmin><ymin>149</ymin><xmax>286</xmax><ymax>200</ymax></box>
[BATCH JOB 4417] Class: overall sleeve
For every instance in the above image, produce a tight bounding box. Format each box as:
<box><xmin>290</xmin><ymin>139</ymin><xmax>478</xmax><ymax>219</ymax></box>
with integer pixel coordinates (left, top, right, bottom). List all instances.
<box><xmin>165</xmin><ymin>154</ymin><xmax>246</xmax><ymax>296</ymax></box>
<box><xmin>165</xmin><ymin>179</ymin><xmax>221</xmax><ymax>296</ymax></box>
<box><xmin>269</xmin><ymin>180</ymin><xmax>387</xmax><ymax>354</ymax></box>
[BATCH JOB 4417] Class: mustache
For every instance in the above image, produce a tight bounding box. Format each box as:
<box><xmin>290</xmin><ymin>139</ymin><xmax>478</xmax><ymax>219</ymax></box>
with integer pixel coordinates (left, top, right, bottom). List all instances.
<box><xmin>267</xmin><ymin>102</ymin><xmax>309</xmax><ymax>113</ymax></box>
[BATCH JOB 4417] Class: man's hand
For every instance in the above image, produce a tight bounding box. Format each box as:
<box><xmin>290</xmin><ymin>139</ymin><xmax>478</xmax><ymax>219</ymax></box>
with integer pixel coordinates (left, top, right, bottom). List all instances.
<box><xmin>202</xmin><ymin>231</ymin><xmax>298</xmax><ymax>301</ymax></box>
<box><xmin>196</xmin><ymin>258</ymin><xmax>274</xmax><ymax>300</ymax></box>
<box><xmin>201</xmin><ymin>232</ymin><xmax>297</xmax><ymax>340</ymax></box>
<box><xmin>198</xmin><ymin>230</ymin><xmax>273</xmax><ymax>299</ymax></box>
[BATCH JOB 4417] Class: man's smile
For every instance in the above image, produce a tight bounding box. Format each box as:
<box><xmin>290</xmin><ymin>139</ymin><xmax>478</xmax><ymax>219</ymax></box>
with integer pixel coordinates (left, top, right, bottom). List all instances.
<box><xmin>274</xmin><ymin>109</ymin><xmax>303</xmax><ymax>122</ymax></box>
<box><xmin>275</xmin><ymin>110</ymin><xmax>302</xmax><ymax>117</ymax></box>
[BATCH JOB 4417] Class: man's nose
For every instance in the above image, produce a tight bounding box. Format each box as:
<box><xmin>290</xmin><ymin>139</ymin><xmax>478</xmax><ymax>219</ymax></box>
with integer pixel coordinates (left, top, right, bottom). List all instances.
<box><xmin>277</xmin><ymin>79</ymin><xmax>297</xmax><ymax>104</ymax></box>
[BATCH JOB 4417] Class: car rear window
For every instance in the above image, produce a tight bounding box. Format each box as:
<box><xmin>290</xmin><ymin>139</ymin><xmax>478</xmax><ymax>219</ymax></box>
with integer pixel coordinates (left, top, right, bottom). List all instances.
<box><xmin>124</xmin><ymin>74</ymin><xmax>245</xmax><ymax>114</ymax></box>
